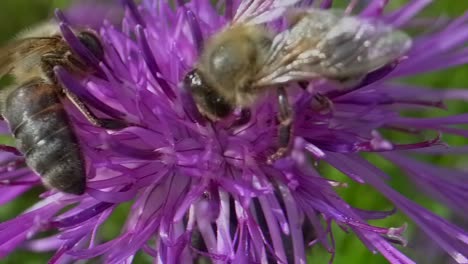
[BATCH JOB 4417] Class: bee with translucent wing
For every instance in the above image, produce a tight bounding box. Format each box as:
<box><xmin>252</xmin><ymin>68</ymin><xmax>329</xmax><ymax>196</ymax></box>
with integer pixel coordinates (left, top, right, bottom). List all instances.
<box><xmin>0</xmin><ymin>22</ymin><xmax>127</xmax><ymax>194</ymax></box>
<box><xmin>183</xmin><ymin>1</ymin><xmax>412</xmax><ymax>163</ymax></box>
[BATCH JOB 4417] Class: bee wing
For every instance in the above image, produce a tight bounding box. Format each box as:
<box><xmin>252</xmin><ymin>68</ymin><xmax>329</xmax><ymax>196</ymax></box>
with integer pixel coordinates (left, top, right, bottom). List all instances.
<box><xmin>233</xmin><ymin>0</ymin><xmax>300</xmax><ymax>25</ymax></box>
<box><xmin>0</xmin><ymin>37</ymin><xmax>58</xmax><ymax>78</ymax></box>
<box><xmin>0</xmin><ymin>41</ymin><xmax>20</xmax><ymax>77</ymax></box>
<box><xmin>253</xmin><ymin>9</ymin><xmax>412</xmax><ymax>87</ymax></box>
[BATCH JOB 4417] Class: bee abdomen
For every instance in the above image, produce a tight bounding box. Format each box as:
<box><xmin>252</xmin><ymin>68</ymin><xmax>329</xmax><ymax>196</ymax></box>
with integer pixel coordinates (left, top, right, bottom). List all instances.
<box><xmin>3</xmin><ymin>81</ymin><xmax>86</xmax><ymax>194</ymax></box>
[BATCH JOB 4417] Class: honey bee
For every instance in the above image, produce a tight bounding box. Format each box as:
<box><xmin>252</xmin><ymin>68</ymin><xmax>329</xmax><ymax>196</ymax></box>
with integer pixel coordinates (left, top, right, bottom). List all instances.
<box><xmin>0</xmin><ymin>22</ymin><xmax>126</xmax><ymax>194</ymax></box>
<box><xmin>183</xmin><ymin>3</ymin><xmax>412</xmax><ymax>163</ymax></box>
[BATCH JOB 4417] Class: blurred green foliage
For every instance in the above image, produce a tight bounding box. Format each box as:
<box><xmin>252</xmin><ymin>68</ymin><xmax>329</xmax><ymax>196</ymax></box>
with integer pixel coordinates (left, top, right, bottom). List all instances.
<box><xmin>0</xmin><ymin>0</ymin><xmax>467</xmax><ymax>263</ymax></box>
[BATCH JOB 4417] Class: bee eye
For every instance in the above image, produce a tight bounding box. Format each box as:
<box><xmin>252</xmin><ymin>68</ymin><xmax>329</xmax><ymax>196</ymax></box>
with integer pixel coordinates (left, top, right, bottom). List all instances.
<box><xmin>77</xmin><ymin>31</ymin><xmax>104</xmax><ymax>60</ymax></box>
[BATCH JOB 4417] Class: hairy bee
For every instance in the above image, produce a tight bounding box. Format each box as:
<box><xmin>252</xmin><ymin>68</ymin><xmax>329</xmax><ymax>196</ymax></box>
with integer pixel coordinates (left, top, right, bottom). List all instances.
<box><xmin>183</xmin><ymin>1</ymin><xmax>412</xmax><ymax>162</ymax></box>
<box><xmin>0</xmin><ymin>22</ymin><xmax>125</xmax><ymax>194</ymax></box>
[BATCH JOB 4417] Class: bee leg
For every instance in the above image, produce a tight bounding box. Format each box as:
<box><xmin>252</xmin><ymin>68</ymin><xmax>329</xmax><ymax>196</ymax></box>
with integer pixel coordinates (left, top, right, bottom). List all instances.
<box><xmin>0</xmin><ymin>89</ymin><xmax>8</xmax><ymax>120</ymax></box>
<box><xmin>0</xmin><ymin>89</ymin><xmax>22</xmax><ymax>155</ymax></box>
<box><xmin>297</xmin><ymin>82</ymin><xmax>333</xmax><ymax>113</ymax></box>
<box><xmin>41</xmin><ymin>53</ymin><xmax>129</xmax><ymax>130</ymax></box>
<box><xmin>63</xmin><ymin>89</ymin><xmax>129</xmax><ymax>130</ymax></box>
<box><xmin>334</xmin><ymin>75</ymin><xmax>364</xmax><ymax>88</ymax></box>
<box><xmin>41</xmin><ymin>52</ymin><xmax>87</xmax><ymax>83</ymax></box>
<box><xmin>311</xmin><ymin>93</ymin><xmax>334</xmax><ymax>113</ymax></box>
<box><xmin>267</xmin><ymin>87</ymin><xmax>293</xmax><ymax>164</ymax></box>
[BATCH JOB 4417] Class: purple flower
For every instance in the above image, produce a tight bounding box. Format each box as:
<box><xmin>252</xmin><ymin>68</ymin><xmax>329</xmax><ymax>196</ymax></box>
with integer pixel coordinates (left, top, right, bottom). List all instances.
<box><xmin>1</xmin><ymin>0</ymin><xmax>468</xmax><ymax>263</ymax></box>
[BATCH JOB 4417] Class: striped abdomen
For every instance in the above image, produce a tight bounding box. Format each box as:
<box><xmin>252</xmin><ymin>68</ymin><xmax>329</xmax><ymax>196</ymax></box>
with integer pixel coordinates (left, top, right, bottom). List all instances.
<box><xmin>3</xmin><ymin>80</ymin><xmax>86</xmax><ymax>194</ymax></box>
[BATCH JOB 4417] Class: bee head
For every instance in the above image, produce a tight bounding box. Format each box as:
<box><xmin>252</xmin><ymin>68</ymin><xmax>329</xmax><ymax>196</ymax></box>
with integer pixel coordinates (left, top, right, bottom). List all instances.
<box><xmin>77</xmin><ymin>31</ymin><xmax>104</xmax><ymax>61</ymax></box>
<box><xmin>183</xmin><ymin>69</ymin><xmax>233</xmax><ymax>120</ymax></box>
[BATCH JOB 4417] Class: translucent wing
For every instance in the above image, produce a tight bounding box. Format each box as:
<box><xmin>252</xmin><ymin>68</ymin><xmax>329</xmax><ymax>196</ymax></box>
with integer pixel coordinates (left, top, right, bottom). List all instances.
<box><xmin>0</xmin><ymin>37</ymin><xmax>59</xmax><ymax>78</ymax></box>
<box><xmin>233</xmin><ymin>0</ymin><xmax>300</xmax><ymax>25</ymax></box>
<box><xmin>0</xmin><ymin>41</ymin><xmax>19</xmax><ymax>77</ymax></box>
<box><xmin>253</xmin><ymin>8</ymin><xmax>412</xmax><ymax>87</ymax></box>
<box><xmin>0</xmin><ymin>22</ymin><xmax>61</xmax><ymax>79</ymax></box>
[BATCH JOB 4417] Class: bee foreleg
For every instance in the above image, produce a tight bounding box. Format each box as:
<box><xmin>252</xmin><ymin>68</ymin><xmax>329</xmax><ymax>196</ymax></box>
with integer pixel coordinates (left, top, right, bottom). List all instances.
<box><xmin>63</xmin><ymin>89</ymin><xmax>129</xmax><ymax>130</ymax></box>
<box><xmin>267</xmin><ymin>87</ymin><xmax>294</xmax><ymax>164</ymax></box>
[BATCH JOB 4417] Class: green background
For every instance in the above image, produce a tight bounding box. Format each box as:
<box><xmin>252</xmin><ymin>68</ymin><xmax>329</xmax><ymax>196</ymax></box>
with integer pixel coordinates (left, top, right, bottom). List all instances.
<box><xmin>0</xmin><ymin>0</ymin><xmax>467</xmax><ymax>263</ymax></box>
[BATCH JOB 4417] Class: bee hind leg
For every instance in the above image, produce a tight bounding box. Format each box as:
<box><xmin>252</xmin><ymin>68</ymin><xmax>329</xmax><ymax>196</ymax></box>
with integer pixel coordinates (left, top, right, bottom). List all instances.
<box><xmin>41</xmin><ymin>53</ymin><xmax>130</xmax><ymax>130</ymax></box>
<box><xmin>267</xmin><ymin>87</ymin><xmax>294</xmax><ymax>164</ymax></box>
<box><xmin>0</xmin><ymin>88</ymin><xmax>23</xmax><ymax>155</ymax></box>
<box><xmin>63</xmin><ymin>90</ymin><xmax>129</xmax><ymax>130</ymax></box>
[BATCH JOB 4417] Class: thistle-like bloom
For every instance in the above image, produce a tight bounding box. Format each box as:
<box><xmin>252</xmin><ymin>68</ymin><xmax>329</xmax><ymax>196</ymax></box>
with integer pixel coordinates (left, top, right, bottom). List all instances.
<box><xmin>1</xmin><ymin>0</ymin><xmax>468</xmax><ymax>263</ymax></box>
